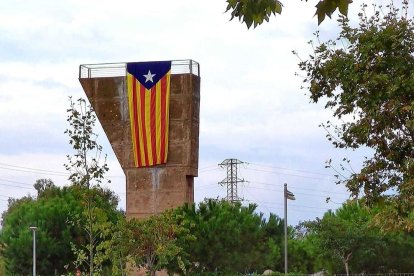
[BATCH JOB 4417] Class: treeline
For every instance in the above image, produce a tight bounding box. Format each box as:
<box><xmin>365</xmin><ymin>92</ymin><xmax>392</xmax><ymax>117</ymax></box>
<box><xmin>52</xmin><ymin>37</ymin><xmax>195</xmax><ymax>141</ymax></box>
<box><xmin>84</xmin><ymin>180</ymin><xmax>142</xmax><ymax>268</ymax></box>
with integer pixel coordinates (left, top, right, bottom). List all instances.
<box><xmin>0</xmin><ymin>180</ymin><xmax>123</xmax><ymax>275</ymax></box>
<box><xmin>2</xmin><ymin>83</ymin><xmax>414</xmax><ymax>276</ymax></box>
<box><xmin>1</xmin><ymin>181</ymin><xmax>414</xmax><ymax>275</ymax></box>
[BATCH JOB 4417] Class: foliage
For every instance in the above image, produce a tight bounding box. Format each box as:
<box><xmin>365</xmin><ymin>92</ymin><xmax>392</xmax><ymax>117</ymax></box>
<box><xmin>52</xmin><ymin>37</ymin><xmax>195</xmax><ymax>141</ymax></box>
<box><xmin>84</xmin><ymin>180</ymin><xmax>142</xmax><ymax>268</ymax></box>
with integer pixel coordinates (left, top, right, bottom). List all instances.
<box><xmin>314</xmin><ymin>0</ymin><xmax>351</xmax><ymax>24</ymax></box>
<box><xmin>113</xmin><ymin>210</ymin><xmax>190</xmax><ymax>276</ymax></box>
<box><xmin>301</xmin><ymin>201</ymin><xmax>414</xmax><ymax>274</ymax></box>
<box><xmin>105</xmin><ymin>220</ymin><xmax>134</xmax><ymax>276</ymax></box>
<box><xmin>168</xmin><ymin>200</ymin><xmax>286</xmax><ymax>275</ymax></box>
<box><xmin>68</xmin><ymin>186</ymin><xmax>123</xmax><ymax>275</ymax></box>
<box><xmin>65</xmin><ymin>97</ymin><xmax>117</xmax><ymax>275</ymax></box>
<box><xmin>298</xmin><ymin>1</ymin><xmax>414</xmax><ymax>230</ymax></box>
<box><xmin>378</xmin><ymin>230</ymin><xmax>414</xmax><ymax>272</ymax></box>
<box><xmin>1</xmin><ymin>181</ymin><xmax>75</xmax><ymax>275</ymax></box>
<box><xmin>0</xmin><ymin>255</ymin><xmax>5</xmax><ymax>276</ymax></box>
<box><xmin>224</xmin><ymin>0</ymin><xmax>351</xmax><ymax>28</ymax></box>
<box><xmin>0</xmin><ymin>180</ymin><xmax>122</xmax><ymax>275</ymax></box>
<box><xmin>34</xmin><ymin>178</ymin><xmax>55</xmax><ymax>196</ymax></box>
<box><xmin>287</xmin><ymin>236</ymin><xmax>319</xmax><ymax>273</ymax></box>
<box><xmin>302</xmin><ymin>203</ymin><xmax>381</xmax><ymax>275</ymax></box>
<box><xmin>64</xmin><ymin>97</ymin><xmax>109</xmax><ymax>189</ymax></box>
<box><xmin>260</xmin><ymin>213</ymin><xmax>284</xmax><ymax>272</ymax></box>
<box><xmin>225</xmin><ymin>0</ymin><xmax>282</xmax><ymax>29</ymax></box>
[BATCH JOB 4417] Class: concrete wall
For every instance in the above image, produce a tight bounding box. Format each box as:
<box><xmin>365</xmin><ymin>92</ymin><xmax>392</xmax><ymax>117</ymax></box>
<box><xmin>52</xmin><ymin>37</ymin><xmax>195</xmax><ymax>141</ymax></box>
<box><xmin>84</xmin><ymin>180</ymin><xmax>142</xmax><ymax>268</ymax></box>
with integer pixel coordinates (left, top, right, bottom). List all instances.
<box><xmin>79</xmin><ymin>74</ymin><xmax>200</xmax><ymax>218</ymax></box>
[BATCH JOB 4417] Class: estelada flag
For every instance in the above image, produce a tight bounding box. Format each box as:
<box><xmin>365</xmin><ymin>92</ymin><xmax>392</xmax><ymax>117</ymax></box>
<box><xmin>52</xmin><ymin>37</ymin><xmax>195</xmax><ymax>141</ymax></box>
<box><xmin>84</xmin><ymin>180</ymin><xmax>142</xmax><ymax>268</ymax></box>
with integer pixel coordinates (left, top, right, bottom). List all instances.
<box><xmin>126</xmin><ymin>61</ymin><xmax>171</xmax><ymax>167</ymax></box>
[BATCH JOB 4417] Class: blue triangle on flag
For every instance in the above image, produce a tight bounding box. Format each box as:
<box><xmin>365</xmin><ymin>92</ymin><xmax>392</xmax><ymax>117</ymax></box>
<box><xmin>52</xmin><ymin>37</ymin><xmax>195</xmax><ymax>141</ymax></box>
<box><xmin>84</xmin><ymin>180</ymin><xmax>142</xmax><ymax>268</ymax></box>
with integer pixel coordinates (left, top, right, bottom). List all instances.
<box><xmin>127</xmin><ymin>61</ymin><xmax>172</xmax><ymax>90</ymax></box>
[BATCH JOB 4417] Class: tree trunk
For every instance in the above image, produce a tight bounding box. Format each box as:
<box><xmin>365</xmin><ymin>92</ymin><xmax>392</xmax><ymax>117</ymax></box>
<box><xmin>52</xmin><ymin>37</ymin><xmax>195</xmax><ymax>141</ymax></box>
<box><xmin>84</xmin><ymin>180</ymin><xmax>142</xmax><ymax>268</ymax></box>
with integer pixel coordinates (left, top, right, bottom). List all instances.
<box><xmin>343</xmin><ymin>252</ymin><xmax>352</xmax><ymax>276</ymax></box>
<box><xmin>344</xmin><ymin>261</ymin><xmax>349</xmax><ymax>276</ymax></box>
<box><xmin>87</xmin><ymin>189</ymin><xmax>94</xmax><ymax>276</ymax></box>
<box><xmin>89</xmin><ymin>209</ymin><xmax>94</xmax><ymax>276</ymax></box>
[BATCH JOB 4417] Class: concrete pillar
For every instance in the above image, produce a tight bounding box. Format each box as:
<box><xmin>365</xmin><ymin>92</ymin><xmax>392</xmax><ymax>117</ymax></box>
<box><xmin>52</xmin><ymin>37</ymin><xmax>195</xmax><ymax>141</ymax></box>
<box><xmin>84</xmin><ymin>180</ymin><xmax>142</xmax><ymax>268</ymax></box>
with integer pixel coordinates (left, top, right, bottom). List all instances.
<box><xmin>79</xmin><ymin>68</ymin><xmax>200</xmax><ymax>219</ymax></box>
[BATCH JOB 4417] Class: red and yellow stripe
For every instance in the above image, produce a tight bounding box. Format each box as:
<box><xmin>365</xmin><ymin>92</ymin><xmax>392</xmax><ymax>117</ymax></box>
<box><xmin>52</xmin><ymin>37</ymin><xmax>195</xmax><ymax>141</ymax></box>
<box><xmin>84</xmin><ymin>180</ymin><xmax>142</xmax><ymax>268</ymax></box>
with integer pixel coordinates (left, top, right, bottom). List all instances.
<box><xmin>127</xmin><ymin>72</ymin><xmax>170</xmax><ymax>167</ymax></box>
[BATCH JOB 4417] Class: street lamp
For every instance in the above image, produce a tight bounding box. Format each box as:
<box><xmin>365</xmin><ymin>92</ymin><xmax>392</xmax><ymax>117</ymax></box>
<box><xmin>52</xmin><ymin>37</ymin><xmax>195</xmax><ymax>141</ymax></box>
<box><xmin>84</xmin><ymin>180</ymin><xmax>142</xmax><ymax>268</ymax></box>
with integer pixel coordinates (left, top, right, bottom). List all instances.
<box><xmin>284</xmin><ymin>183</ymin><xmax>295</xmax><ymax>275</ymax></box>
<box><xmin>29</xmin><ymin>226</ymin><xmax>37</xmax><ymax>276</ymax></box>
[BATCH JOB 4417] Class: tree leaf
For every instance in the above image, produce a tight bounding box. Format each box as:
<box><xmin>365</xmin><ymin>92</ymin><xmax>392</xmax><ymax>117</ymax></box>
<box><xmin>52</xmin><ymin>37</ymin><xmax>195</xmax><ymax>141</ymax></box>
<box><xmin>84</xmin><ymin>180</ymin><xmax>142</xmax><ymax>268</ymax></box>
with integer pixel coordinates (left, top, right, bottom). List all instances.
<box><xmin>338</xmin><ymin>0</ymin><xmax>349</xmax><ymax>16</ymax></box>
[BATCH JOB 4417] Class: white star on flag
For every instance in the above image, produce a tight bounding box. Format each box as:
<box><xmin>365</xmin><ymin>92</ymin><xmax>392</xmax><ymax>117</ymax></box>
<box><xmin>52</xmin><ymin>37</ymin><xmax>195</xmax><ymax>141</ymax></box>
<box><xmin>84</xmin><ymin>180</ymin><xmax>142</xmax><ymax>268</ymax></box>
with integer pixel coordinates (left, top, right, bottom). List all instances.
<box><xmin>143</xmin><ymin>70</ymin><xmax>156</xmax><ymax>83</ymax></box>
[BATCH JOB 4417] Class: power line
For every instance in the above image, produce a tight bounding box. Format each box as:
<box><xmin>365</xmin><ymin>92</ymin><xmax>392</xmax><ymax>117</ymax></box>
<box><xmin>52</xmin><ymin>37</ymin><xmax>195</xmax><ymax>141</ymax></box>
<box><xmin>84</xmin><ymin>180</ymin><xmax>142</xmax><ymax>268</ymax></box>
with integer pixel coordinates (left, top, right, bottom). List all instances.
<box><xmin>242</xmin><ymin>197</ymin><xmax>326</xmax><ymax>216</ymax></box>
<box><xmin>199</xmin><ymin>167</ymin><xmax>220</xmax><ymax>173</ymax></box>
<box><xmin>0</xmin><ymin>165</ymin><xmax>68</xmax><ymax>176</ymax></box>
<box><xmin>249</xmin><ymin>181</ymin><xmax>349</xmax><ymax>196</ymax></box>
<box><xmin>251</xmin><ymin>199</ymin><xmax>335</xmax><ymax>211</ymax></box>
<box><xmin>242</xmin><ymin>185</ymin><xmax>346</xmax><ymax>202</ymax></box>
<box><xmin>0</xmin><ymin>162</ymin><xmax>67</xmax><ymax>175</ymax></box>
<box><xmin>0</xmin><ymin>162</ymin><xmax>124</xmax><ymax>178</ymax></box>
<box><xmin>198</xmin><ymin>162</ymin><xmax>337</xmax><ymax>179</ymax></box>
<box><xmin>0</xmin><ymin>160</ymin><xmax>337</xmax><ymax>182</ymax></box>
<box><xmin>0</xmin><ymin>178</ymin><xmax>34</xmax><ymax>186</ymax></box>
<box><xmin>256</xmin><ymin>204</ymin><xmax>326</xmax><ymax>216</ymax></box>
<box><xmin>244</xmin><ymin>167</ymin><xmax>336</xmax><ymax>181</ymax></box>
<box><xmin>199</xmin><ymin>164</ymin><xmax>219</xmax><ymax>171</ymax></box>
<box><xmin>197</xmin><ymin>182</ymin><xmax>347</xmax><ymax>201</ymax></box>
<box><xmin>243</xmin><ymin>190</ymin><xmax>274</xmax><ymax>214</ymax></box>
<box><xmin>0</xmin><ymin>182</ymin><xmax>34</xmax><ymax>190</ymax></box>
<box><xmin>248</xmin><ymin>162</ymin><xmax>335</xmax><ymax>177</ymax></box>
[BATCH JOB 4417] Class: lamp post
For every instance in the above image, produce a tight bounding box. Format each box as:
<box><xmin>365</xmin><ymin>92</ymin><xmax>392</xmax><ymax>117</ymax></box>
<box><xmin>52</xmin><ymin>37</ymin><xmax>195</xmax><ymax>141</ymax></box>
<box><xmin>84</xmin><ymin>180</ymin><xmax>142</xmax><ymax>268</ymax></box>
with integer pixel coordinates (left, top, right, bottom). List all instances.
<box><xmin>284</xmin><ymin>183</ymin><xmax>295</xmax><ymax>275</ymax></box>
<box><xmin>29</xmin><ymin>226</ymin><xmax>37</xmax><ymax>276</ymax></box>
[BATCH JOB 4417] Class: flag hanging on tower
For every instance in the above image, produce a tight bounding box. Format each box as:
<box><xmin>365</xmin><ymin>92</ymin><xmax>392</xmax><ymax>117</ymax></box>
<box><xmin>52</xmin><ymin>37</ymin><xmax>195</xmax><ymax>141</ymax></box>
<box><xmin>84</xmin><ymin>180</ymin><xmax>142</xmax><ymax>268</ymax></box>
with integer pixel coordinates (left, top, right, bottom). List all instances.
<box><xmin>126</xmin><ymin>61</ymin><xmax>171</xmax><ymax>167</ymax></box>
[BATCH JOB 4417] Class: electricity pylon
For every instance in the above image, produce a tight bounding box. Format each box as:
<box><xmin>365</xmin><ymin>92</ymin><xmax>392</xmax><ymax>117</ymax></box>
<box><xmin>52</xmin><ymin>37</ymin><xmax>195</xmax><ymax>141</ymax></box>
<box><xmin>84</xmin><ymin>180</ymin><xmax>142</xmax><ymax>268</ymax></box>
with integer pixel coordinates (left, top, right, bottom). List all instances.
<box><xmin>218</xmin><ymin>158</ymin><xmax>245</xmax><ymax>202</ymax></box>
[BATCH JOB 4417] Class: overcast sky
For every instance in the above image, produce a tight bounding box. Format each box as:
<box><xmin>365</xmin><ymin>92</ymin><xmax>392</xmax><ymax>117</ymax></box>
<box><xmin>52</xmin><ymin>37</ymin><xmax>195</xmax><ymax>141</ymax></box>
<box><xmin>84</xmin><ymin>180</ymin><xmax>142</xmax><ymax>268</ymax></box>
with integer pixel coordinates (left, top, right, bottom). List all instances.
<box><xmin>0</xmin><ymin>0</ymin><xmax>388</xmax><ymax>225</ymax></box>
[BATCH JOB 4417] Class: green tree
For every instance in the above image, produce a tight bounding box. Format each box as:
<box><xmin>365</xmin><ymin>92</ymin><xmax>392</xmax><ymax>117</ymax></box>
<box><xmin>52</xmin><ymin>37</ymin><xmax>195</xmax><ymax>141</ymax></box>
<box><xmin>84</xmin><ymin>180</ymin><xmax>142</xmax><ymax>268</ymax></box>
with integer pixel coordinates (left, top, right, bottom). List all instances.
<box><xmin>378</xmin><ymin>231</ymin><xmax>414</xmax><ymax>272</ymax></box>
<box><xmin>0</xmin><ymin>254</ymin><xmax>5</xmax><ymax>276</ymax></box>
<box><xmin>288</xmin><ymin>234</ymin><xmax>319</xmax><ymax>273</ymax></box>
<box><xmin>113</xmin><ymin>210</ymin><xmax>189</xmax><ymax>276</ymax></box>
<box><xmin>1</xmin><ymin>181</ymin><xmax>75</xmax><ymax>275</ymax></box>
<box><xmin>302</xmin><ymin>203</ymin><xmax>382</xmax><ymax>275</ymax></box>
<box><xmin>298</xmin><ymin>1</ymin><xmax>414</xmax><ymax>230</ymax></box>
<box><xmin>69</xmin><ymin>186</ymin><xmax>124</xmax><ymax>275</ymax></box>
<box><xmin>260</xmin><ymin>214</ymin><xmax>284</xmax><ymax>272</ymax></box>
<box><xmin>105</xmin><ymin>220</ymin><xmax>134</xmax><ymax>276</ymax></box>
<box><xmin>0</xmin><ymin>180</ymin><xmax>122</xmax><ymax>275</ymax></box>
<box><xmin>301</xmin><ymin>202</ymin><xmax>414</xmax><ymax>274</ymax></box>
<box><xmin>169</xmin><ymin>200</ymin><xmax>285</xmax><ymax>275</ymax></box>
<box><xmin>225</xmin><ymin>0</ymin><xmax>351</xmax><ymax>28</ymax></box>
<box><xmin>65</xmin><ymin>97</ymin><xmax>116</xmax><ymax>275</ymax></box>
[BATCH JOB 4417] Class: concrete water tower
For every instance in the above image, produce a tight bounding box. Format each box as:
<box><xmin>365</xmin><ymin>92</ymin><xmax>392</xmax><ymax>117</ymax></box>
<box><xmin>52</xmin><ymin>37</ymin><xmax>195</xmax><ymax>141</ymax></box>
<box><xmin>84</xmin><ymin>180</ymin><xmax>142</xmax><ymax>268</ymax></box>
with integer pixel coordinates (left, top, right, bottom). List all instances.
<box><xmin>79</xmin><ymin>60</ymin><xmax>200</xmax><ymax>218</ymax></box>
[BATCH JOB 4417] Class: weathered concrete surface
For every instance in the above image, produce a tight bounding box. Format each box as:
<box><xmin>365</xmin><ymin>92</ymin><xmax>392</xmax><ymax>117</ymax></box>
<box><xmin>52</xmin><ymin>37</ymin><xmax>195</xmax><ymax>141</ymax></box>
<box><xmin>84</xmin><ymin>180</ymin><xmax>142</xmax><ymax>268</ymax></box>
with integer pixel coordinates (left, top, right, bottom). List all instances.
<box><xmin>79</xmin><ymin>74</ymin><xmax>200</xmax><ymax>218</ymax></box>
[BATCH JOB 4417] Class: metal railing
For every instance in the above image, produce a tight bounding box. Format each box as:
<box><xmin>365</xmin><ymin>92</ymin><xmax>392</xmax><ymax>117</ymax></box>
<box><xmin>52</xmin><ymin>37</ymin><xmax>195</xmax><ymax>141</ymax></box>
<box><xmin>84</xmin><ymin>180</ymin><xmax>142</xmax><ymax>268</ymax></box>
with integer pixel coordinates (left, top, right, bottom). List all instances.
<box><xmin>79</xmin><ymin>59</ymin><xmax>200</xmax><ymax>79</ymax></box>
